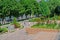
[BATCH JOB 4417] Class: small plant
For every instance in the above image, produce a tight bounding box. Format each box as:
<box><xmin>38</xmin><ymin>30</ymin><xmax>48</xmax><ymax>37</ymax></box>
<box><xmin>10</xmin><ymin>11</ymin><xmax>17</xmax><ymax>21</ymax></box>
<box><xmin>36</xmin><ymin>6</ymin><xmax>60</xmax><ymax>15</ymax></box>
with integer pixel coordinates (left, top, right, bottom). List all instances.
<box><xmin>0</xmin><ymin>27</ymin><xmax>8</xmax><ymax>33</ymax></box>
<box><xmin>12</xmin><ymin>17</ymin><xmax>21</xmax><ymax>28</ymax></box>
<box><xmin>12</xmin><ymin>17</ymin><xmax>17</xmax><ymax>24</ymax></box>
<box><xmin>2</xmin><ymin>28</ymin><xmax>8</xmax><ymax>33</ymax></box>
<box><xmin>0</xmin><ymin>27</ymin><xmax>3</xmax><ymax>32</ymax></box>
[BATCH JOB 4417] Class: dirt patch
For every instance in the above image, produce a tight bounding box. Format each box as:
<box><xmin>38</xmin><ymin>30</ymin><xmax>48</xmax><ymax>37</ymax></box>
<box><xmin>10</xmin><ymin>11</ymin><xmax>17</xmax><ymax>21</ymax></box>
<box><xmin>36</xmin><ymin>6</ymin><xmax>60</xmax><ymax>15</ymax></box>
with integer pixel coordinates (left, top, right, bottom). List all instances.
<box><xmin>26</xmin><ymin>28</ymin><xmax>59</xmax><ymax>34</ymax></box>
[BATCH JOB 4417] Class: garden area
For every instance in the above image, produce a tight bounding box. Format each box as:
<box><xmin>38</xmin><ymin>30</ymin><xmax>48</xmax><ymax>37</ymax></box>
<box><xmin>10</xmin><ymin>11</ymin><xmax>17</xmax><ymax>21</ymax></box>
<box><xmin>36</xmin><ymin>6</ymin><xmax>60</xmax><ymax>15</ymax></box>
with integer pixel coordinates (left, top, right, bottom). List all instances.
<box><xmin>29</xmin><ymin>16</ymin><xmax>60</xmax><ymax>29</ymax></box>
<box><xmin>0</xmin><ymin>0</ymin><xmax>60</xmax><ymax>40</ymax></box>
<box><xmin>0</xmin><ymin>0</ymin><xmax>60</xmax><ymax>34</ymax></box>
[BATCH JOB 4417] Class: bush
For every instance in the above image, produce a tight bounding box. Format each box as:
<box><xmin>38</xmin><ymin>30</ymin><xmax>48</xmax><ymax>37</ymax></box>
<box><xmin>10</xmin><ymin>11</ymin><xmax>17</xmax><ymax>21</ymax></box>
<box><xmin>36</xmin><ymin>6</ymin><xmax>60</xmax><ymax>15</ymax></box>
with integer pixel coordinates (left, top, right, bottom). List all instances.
<box><xmin>0</xmin><ymin>27</ymin><xmax>8</xmax><ymax>33</ymax></box>
<box><xmin>12</xmin><ymin>17</ymin><xmax>21</xmax><ymax>28</ymax></box>
<box><xmin>0</xmin><ymin>28</ymin><xmax>3</xmax><ymax>32</ymax></box>
<box><xmin>2</xmin><ymin>28</ymin><xmax>8</xmax><ymax>33</ymax></box>
<box><xmin>31</xmin><ymin>22</ymin><xmax>59</xmax><ymax>29</ymax></box>
<box><xmin>14</xmin><ymin>23</ymin><xmax>21</xmax><ymax>28</ymax></box>
<box><xmin>29</xmin><ymin>18</ymin><xmax>41</xmax><ymax>22</ymax></box>
<box><xmin>12</xmin><ymin>17</ymin><xmax>17</xmax><ymax>25</ymax></box>
<box><xmin>51</xmin><ymin>16</ymin><xmax>60</xmax><ymax>20</ymax></box>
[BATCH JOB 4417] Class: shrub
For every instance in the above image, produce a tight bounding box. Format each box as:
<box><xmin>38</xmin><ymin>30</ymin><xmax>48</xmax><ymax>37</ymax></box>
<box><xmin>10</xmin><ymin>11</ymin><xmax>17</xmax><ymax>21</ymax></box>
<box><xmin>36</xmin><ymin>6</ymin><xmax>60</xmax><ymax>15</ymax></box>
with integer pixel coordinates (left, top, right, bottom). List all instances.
<box><xmin>2</xmin><ymin>28</ymin><xmax>8</xmax><ymax>33</ymax></box>
<box><xmin>12</xmin><ymin>17</ymin><xmax>17</xmax><ymax>25</ymax></box>
<box><xmin>0</xmin><ymin>28</ymin><xmax>3</xmax><ymax>32</ymax></box>
<box><xmin>31</xmin><ymin>22</ymin><xmax>59</xmax><ymax>29</ymax></box>
<box><xmin>14</xmin><ymin>23</ymin><xmax>21</xmax><ymax>28</ymax></box>
<box><xmin>0</xmin><ymin>27</ymin><xmax>8</xmax><ymax>33</ymax></box>
<box><xmin>12</xmin><ymin>17</ymin><xmax>21</xmax><ymax>28</ymax></box>
<box><xmin>29</xmin><ymin>18</ymin><xmax>41</xmax><ymax>22</ymax></box>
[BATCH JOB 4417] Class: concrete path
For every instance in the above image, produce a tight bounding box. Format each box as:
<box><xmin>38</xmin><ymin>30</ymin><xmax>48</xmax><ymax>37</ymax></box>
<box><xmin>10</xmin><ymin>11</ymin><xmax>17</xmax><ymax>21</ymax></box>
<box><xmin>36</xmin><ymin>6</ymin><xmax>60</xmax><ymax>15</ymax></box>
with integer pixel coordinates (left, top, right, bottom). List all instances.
<box><xmin>0</xmin><ymin>21</ymin><xmax>37</xmax><ymax>40</ymax></box>
<box><xmin>0</xmin><ymin>29</ymin><xmax>27</xmax><ymax>40</ymax></box>
<box><xmin>31</xmin><ymin>31</ymin><xmax>58</xmax><ymax>40</ymax></box>
<box><xmin>0</xmin><ymin>29</ymin><xmax>58</xmax><ymax>40</ymax></box>
<box><xmin>55</xmin><ymin>32</ymin><xmax>60</xmax><ymax>40</ymax></box>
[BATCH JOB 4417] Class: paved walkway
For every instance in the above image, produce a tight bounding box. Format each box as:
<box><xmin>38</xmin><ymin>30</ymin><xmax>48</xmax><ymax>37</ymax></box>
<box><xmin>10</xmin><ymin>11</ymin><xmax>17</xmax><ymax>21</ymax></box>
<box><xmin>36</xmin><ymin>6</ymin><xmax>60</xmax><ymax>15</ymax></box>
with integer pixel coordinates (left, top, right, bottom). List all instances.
<box><xmin>0</xmin><ymin>30</ymin><xmax>58</xmax><ymax>40</ymax></box>
<box><xmin>0</xmin><ymin>21</ymin><xmax>60</xmax><ymax>40</ymax></box>
<box><xmin>55</xmin><ymin>32</ymin><xmax>60</xmax><ymax>40</ymax></box>
<box><xmin>31</xmin><ymin>31</ymin><xmax>58</xmax><ymax>40</ymax></box>
<box><xmin>0</xmin><ymin>21</ymin><xmax>37</xmax><ymax>40</ymax></box>
<box><xmin>0</xmin><ymin>29</ymin><xmax>27</xmax><ymax>40</ymax></box>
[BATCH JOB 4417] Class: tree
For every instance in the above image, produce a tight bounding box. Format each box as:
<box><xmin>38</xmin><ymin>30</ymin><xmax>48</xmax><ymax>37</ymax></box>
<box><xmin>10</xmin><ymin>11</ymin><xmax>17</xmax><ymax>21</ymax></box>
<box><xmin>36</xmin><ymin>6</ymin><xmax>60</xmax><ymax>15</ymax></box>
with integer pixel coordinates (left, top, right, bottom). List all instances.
<box><xmin>47</xmin><ymin>0</ymin><xmax>60</xmax><ymax>15</ymax></box>
<box><xmin>0</xmin><ymin>0</ymin><xmax>23</xmax><ymax>24</ymax></box>
<box><xmin>39</xmin><ymin>0</ymin><xmax>50</xmax><ymax>17</ymax></box>
<box><xmin>20</xmin><ymin>0</ymin><xmax>41</xmax><ymax>18</ymax></box>
<box><xmin>55</xmin><ymin>6</ymin><xmax>60</xmax><ymax>15</ymax></box>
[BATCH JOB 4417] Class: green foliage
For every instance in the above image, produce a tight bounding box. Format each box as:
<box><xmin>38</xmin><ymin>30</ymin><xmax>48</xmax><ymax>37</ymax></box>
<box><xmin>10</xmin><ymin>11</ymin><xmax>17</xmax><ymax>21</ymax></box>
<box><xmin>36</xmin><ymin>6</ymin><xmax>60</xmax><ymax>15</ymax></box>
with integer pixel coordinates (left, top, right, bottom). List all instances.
<box><xmin>31</xmin><ymin>23</ymin><xmax>59</xmax><ymax>29</ymax></box>
<box><xmin>47</xmin><ymin>0</ymin><xmax>60</xmax><ymax>14</ymax></box>
<box><xmin>55</xmin><ymin>6</ymin><xmax>60</xmax><ymax>15</ymax></box>
<box><xmin>20</xmin><ymin>0</ymin><xmax>41</xmax><ymax>16</ymax></box>
<box><xmin>0</xmin><ymin>0</ymin><xmax>60</xmax><ymax>22</ymax></box>
<box><xmin>2</xmin><ymin>27</ymin><xmax>8</xmax><ymax>33</ymax></box>
<box><xmin>29</xmin><ymin>18</ymin><xmax>41</xmax><ymax>22</ymax></box>
<box><xmin>0</xmin><ymin>0</ymin><xmax>41</xmax><ymax>19</ymax></box>
<box><xmin>0</xmin><ymin>28</ymin><xmax>3</xmax><ymax>32</ymax></box>
<box><xmin>12</xmin><ymin>17</ymin><xmax>17</xmax><ymax>24</ymax></box>
<box><xmin>0</xmin><ymin>27</ymin><xmax>8</xmax><ymax>33</ymax></box>
<box><xmin>0</xmin><ymin>0</ymin><xmax>24</xmax><ymax>18</ymax></box>
<box><xmin>39</xmin><ymin>0</ymin><xmax>50</xmax><ymax>16</ymax></box>
<box><xmin>12</xmin><ymin>17</ymin><xmax>21</xmax><ymax>28</ymax></box>
<box><xmin>48</xmin><ymin>16</ymin><xmax>60</xmax><ymax>20</ymax></box>
<box><xmin>29</xmin><ymin>17</ymin><xmax>48</xmax><ymax>22</ymax></box>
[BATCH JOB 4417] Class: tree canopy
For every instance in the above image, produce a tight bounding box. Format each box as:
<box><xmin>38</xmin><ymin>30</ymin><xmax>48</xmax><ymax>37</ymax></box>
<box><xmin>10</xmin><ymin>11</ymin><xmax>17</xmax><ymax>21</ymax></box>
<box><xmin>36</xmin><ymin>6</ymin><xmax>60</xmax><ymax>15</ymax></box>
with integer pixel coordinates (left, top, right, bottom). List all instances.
<box><xmin>39</xmin><ymin>0</ymin><xmax>50</xmax><ymax>16</ymax></box>
<box><xmin>0</xmin><ymin>0</ymin><xmax>60</xmax><ymax>19</ymax></box>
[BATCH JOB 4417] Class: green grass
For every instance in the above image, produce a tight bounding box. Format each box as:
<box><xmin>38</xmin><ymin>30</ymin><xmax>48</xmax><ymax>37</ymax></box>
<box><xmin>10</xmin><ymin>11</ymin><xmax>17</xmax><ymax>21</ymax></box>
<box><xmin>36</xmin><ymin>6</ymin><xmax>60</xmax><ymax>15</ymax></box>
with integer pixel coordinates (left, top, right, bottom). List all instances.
<box><xmin>29</xmin><ymin>18</ymin><xmax>39</xmax><ymax>22</ymax></box>
<box><xmin>31</xmin><ymin>23</ymin><xmax>60</xmax><ymax>29</ymax></box>
<box><xmin>29</xmin><ymin>18</ymin><xmax>44</xmax><ymax>22</ymax></box>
